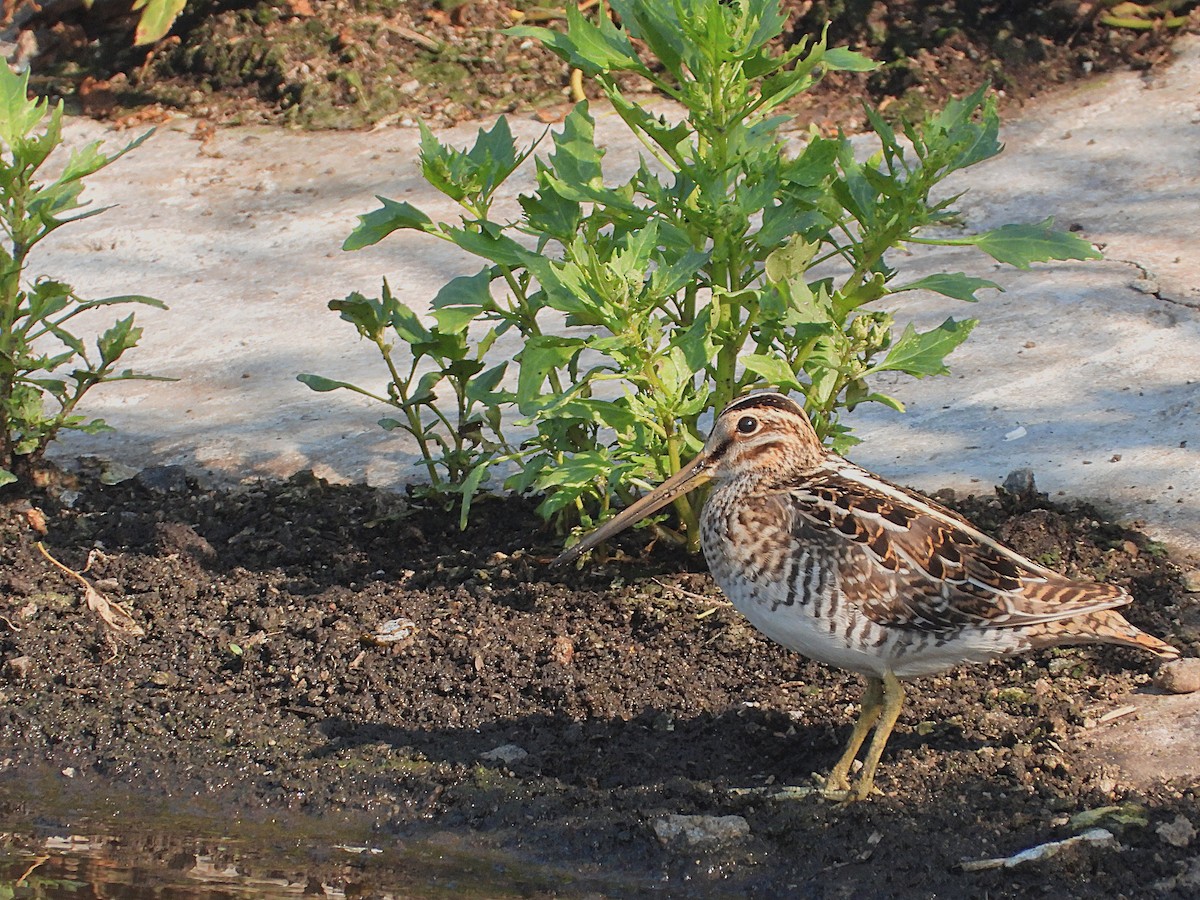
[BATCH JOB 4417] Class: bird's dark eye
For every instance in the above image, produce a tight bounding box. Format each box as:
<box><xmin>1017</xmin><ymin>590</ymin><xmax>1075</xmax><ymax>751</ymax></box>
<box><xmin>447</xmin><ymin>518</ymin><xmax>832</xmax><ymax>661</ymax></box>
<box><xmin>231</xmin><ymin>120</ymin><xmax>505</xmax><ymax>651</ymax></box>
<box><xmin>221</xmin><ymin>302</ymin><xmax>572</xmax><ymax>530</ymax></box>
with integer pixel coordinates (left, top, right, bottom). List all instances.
<box><xmin>737</xmin><ymin>415</ymin><xmax>758</xmax><ymax>434</ymax></box>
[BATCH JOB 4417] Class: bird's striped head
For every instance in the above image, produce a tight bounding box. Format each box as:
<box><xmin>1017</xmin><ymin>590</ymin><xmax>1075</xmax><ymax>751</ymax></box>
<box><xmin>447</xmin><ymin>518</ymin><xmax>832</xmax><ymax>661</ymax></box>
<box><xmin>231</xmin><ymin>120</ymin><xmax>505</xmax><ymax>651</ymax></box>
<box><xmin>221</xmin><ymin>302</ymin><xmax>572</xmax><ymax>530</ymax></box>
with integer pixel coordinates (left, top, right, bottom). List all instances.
<box><xmin>552</xmin><ymin>391</ymin><xmax>823</xmax><ymax>566</ymax></box>
<box><xmin>701</xmin><ymin>391</ymin><xmax>826</xmax><ymax>486</ymax></box>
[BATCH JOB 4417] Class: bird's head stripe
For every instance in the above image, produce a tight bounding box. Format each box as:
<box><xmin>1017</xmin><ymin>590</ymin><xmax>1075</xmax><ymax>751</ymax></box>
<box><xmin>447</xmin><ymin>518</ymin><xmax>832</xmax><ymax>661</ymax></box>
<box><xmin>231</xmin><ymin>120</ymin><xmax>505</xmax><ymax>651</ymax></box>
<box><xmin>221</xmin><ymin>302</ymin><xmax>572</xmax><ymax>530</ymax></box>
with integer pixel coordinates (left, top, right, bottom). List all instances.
<box><xmin>722</xmin><ymin>392</ymin><xmax>801</xmax><ymax>416</ymax></box>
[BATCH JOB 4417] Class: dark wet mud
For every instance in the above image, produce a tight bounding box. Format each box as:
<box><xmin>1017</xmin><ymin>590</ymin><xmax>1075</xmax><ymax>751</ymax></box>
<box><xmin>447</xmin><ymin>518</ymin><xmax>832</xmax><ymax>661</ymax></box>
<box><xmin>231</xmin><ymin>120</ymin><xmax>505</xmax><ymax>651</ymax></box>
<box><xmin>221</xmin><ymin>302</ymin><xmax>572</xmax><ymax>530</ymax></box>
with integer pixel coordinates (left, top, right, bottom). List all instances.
<box><xmin>1</xmin><ymin>468</ymin><xmax>1197</xmax><ymax>896</ymax></box>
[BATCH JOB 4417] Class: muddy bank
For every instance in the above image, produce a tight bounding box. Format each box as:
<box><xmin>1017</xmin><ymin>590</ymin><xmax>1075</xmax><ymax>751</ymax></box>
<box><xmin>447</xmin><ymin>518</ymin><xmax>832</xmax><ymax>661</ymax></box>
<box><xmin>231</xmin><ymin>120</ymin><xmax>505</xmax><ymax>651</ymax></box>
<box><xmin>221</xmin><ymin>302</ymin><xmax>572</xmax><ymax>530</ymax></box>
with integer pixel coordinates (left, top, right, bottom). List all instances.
<box><xmin>1</xmin><ymin>468</ymin><xmax>1197</xmax><ymax>896</ymax></box>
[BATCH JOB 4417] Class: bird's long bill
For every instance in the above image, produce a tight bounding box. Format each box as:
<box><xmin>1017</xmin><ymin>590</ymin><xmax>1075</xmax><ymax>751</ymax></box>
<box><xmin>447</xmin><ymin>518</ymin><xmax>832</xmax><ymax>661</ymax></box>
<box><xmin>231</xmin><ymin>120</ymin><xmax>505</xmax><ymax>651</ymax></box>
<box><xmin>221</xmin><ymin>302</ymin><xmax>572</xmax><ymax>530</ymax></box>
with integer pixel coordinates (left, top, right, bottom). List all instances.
<box><xmin>551</xmin><ymin>456</ymin><xmax>715</xmax><ymax>567</ymax></box>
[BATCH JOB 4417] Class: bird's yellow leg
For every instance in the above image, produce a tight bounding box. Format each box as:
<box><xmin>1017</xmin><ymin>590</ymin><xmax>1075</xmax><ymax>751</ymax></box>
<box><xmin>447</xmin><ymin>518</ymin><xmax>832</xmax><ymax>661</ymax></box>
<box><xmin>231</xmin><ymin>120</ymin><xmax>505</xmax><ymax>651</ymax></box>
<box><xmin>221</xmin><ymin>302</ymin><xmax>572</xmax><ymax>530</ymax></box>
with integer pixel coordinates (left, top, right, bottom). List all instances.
<box><xmin>850</xmin><ymin>671</ymin><xmax>905</xmax><ymax>801</ymax></box>
<box><xmin>823</xmin><ymin>676</ymin><xmax>884</xmax><ymax>794</ymax></box>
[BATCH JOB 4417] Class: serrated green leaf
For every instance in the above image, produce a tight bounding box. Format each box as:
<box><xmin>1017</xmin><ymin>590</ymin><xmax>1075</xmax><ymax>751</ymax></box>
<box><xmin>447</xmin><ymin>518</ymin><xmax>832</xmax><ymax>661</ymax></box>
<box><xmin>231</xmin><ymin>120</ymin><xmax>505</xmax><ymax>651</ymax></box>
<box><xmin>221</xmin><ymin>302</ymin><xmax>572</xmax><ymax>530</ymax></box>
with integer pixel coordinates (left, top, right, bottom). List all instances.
<box><xmin>520</xmin><ymin>170</ymin><xmax>582</xmax><ymax>243</ymax></box>
<box><xmin>431</xmin><ymin>306</ymin><xmax>480</xmax><ymax>335</ymax></box>
<box><xmin>430</xmin><ymin>269</ymin><xmax>491</xmax><ymax>332</ymax></box>
<box><xmin>537</xmin><ymin>454</ymin><xmax>612</xmax><ymax>491</ymax></box>
<box><xmin>970</xmin><ymin>220</ymin><xmax>1102</xmax><ymax>269</ymax></box>
<box><xmin>765</xmin><ymin>234</ymin><xmax>818</xmax><ymax>282</ymax></box>
<box><xmin>419</xmin><ymin>116</ymin><xmax>535</xmax><ymax>204</ymax></box>
<box><xmin>48</xmin><ymin>325</ymin><xmax>86</xmax><ymax>357</ymax></box>
<box><xmin>830</xmin><ymin>429</ymin><xmax>863</xmax><ymax>455</ymax></box>
<box><xmin>892</xmin><ymin>273</ymin><xmax>1001</xmax><ymax>302</ymax></box>
<box><xmin>133</xmin><ymin>0</ymin><xmax>187</xmax><ymax>46</ymax></box>
<box><xmin>329</xmin><ymin>291</ymin><xmax>388</xmax><ymax>340</ymax></box>
<box><xmin>508</xmin><ymin>3</ymin><xmax>646</xmax><ymax>77</ymax></box>
<box><xmin>344</xmin><ymin>197</ymin><xmax>435</xmax><ymax>251</ymax></box>
<box><xmin>386</xmin><ymin>293</ymin><xmax>434</xmax><ymax>346</ymax></box>
<box><xmin>672</xmin><ymin>307</ymin><xmax>715</xmax><ymax>374</ymax></box>
<box><xmin>97</xmin><ymin>315</ymin><xmax>140</xmax><ymax>364</ymax></box>
<box><xmin>297</xmin><ymin>374</ymin><xmax>358</xmax><ymax>393</ymax></box>
<box><xmin>445</xmin><ymin>226</ymin><xmax>531</xmax><ymax>268</ymax></box>
<box><xmin>0</xmin><ymin>65</ymin><xmax>51</xmax><ymax>148</ymax></box>
<box><xmin>549</xmin><ymin>103</ymin><xmax>604</xmax><ymax>192</ymax></box>
<box><xmin>56</xmin><ymin>129</ymin><xmax>153</xmax><ymax>185</ymax></box>
<box><xmin>464</xmin><ymin>362</ymin><xmax>508</xmax><ymax>404</ymax></box>
<box><xmin>543</xmin><ymin>397</ymin><xmax>639</xmax><ymax>432</ymax></box>
<box><xmin>0</xmin><ymin>468</ymin><xmax>16</xmax><ymax>487</ymax></box>
<box><xmin>410</xmin><ymin>370</ymin><xmax>441</xmax><ymax>405</ymax></box>
<box><xmin>516</xmin><ymin>336</ymin><xmax>584</xmax><ymax>413</ymax></box>
<box><xmin>823</xmin><ymin>47</ymin><xmax>878</xmax><ymax>72</ymax></box>
<box><xmin>608</xmin><ymin>92</ymin><xmax>692</xmax><ymax>162</ymax></box>
<box><xmin>741</xmin><ymin>353</ymin><xmax>804</xmax><ymax>391</ymax></box>
<box><xmin>650</xmin><ymin>246</ymin><xmax>709</xmax><ymax>299</ymax></box>
<box><xmin>608</xmin><ymin>0</ymin><xmax>684</xmax><ymax>76</ymax></box>
<box><xmin>782</xmin><ymin>133</ymin><xmax>841</xmax><ymax>186</ymax></box>
<box><xmin>869</xmin><ymin>317</ymin><xmax>977</xmax><ymax>377</ymax></box>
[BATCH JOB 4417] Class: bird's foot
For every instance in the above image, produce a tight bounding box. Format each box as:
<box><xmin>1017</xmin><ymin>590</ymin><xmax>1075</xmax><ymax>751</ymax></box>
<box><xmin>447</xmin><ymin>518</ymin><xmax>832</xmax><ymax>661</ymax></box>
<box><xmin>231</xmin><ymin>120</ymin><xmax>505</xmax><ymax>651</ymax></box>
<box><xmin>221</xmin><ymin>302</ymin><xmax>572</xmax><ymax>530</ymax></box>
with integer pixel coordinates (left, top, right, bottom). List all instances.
<box><xmin>815</xmin><ymin>771</ymin><xmax>877</xmax><ymax>803</ymax></box>
<box><xmin>814</xmin><ymin>770</ymin><xmax>854</xmax><ymax>802</ymax></box>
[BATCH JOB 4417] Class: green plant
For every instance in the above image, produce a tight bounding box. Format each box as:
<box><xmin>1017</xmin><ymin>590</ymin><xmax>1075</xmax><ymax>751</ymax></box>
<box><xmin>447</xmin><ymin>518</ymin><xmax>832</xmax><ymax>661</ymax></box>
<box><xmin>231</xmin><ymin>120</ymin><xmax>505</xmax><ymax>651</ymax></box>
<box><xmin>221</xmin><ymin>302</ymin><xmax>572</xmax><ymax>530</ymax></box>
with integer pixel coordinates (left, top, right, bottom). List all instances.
<box><xmin>302</xmin><ymin>0</ymin><xmax>1099</xmax><ymax>547</ymax></box>
<box><xmin>0</xmin><ymin>65</ymin><xmax>166</xmax><ymax>487</ymax></box>
<box><xmin>78</xmin><ymin>0</ymin><xmax>187</xmax><ymax>45</ymax></box>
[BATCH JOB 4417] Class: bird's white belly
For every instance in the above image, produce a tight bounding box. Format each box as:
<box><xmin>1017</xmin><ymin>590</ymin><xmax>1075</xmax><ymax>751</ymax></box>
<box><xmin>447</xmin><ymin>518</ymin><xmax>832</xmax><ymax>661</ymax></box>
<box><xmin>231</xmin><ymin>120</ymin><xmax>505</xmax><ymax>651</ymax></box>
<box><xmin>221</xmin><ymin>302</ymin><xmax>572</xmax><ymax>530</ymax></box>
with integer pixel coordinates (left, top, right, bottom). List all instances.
<box><xmin>716</xmin><ymin>570</ymin><xmax>1022</xmax><ymax>679</ymax></box>
<box><xmin>700</xmin><ymin>495</ymin><xmax>1028</xmax><ymax>679</ymax></box>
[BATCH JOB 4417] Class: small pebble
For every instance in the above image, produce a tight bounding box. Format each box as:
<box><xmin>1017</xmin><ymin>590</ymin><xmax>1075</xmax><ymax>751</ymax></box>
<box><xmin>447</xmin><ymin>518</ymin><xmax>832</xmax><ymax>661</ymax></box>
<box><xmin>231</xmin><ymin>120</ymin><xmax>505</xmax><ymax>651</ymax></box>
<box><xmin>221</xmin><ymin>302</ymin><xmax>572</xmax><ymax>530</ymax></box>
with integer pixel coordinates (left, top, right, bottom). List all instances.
<box><xmin>99</xmin><ymin>462</ymin><xmax>139</xmax><ymax>485</ymax></box>
<box><xmin>1002</xmin><ymin>468</ymin><xmax>1036</xmax><ymax>497</ymax></box>
<box><xmin>1157</xmin><ymin>658</ymin><xmax>1200</xmax><ymax>694</ymax></box>
<box><xmin>136</xmin><ymin>465</ymin><xmax>189</xmax><ymax>493</ymax></box>
<box><xmin>3</xmin><ymin>656</ymin><xmax>32</xmax><ymax>680</ymax></box>
<box><xmin>479</xmin><ymin>743</ymin><xmax>528</xmax><ymax>765</ymax></box>
<box><xmin>653</xmin><ymin>814</ymin><xmax>750</xmax><ymax>848</ymax></box>
<box><xmin>1156</xmin><ymin>814</ymin><xmax>1196</xmax><ymax>848</ymax></box>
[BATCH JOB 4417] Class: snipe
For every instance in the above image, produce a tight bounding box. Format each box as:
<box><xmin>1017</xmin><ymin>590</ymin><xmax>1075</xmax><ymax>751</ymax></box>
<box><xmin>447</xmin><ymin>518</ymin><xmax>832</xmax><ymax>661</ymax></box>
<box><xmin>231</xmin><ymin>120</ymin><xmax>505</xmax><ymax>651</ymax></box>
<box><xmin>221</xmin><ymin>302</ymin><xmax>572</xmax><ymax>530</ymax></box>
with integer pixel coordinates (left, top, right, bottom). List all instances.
<box><xmin>554</xmin><ymin>391</ymin><xmax>1179</xmax><ymax>800</ymax></box>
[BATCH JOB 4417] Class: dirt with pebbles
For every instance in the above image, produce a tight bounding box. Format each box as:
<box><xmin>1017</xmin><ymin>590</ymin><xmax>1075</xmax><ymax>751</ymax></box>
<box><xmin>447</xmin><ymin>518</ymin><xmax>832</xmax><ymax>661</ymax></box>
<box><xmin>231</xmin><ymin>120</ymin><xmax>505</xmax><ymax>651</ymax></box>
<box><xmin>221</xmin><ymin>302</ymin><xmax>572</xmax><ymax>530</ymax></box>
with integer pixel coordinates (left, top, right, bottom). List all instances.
<box><xmin>0</xmin><ymin>466</ymin><xmax>1197</xmax><ymax>896</ymax></box>
<box><xmin>20</xmin><ymin>0</ymin><xmax>1200</xmax><ymax>129</ymax></box>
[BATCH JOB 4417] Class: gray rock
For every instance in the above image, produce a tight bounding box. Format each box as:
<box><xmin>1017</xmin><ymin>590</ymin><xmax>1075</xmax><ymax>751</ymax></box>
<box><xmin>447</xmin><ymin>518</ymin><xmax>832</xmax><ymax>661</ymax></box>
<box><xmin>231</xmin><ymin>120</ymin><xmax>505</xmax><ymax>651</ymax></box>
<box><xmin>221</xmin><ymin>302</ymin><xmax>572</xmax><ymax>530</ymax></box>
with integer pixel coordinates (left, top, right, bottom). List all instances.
<box><xmin>136</xmin><ymin>465</ymin><xmax>190</xmax><ymax>493</ymax></box>
<box><xmin>99</xmin><ymin>461</ymin><xmax>139</xmax><ymax>485</ymax></box>
<box><xmin>652</xmin><ymin>814</ymin><xmax>750</xmax><ymax>848</ymax></box>
<box><xmin>1156</xmin><ymin>814</ymin><xmax>1196</xmax><ymax>848</ymax></box>
<box><xmin>479</xmin><ymin>743</ymin><xmax>527</xmax><ymax>765</ymax></box>
<box><xmin>1002</xmin><ymin>468</ymin><xmax>1037</xmax><ymax>498</ymax></box>
<box><xmin>1182</xmin><ymin>569</ymin><xmax>1200</xmax><ymax>593</ymax></box>
<box><xmin>3</xmin><ymin>656</ymin><xmax>31</xmax><ymax>680</ymax></box>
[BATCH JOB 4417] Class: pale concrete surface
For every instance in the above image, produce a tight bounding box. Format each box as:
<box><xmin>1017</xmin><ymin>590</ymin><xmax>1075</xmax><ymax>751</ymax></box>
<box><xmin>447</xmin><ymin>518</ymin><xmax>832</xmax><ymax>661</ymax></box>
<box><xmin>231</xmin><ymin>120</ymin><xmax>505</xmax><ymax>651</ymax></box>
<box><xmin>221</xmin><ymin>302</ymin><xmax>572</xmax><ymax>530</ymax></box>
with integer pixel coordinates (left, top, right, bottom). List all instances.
<box><xmin>36</xmin><ymin>36</ymin><xmax>1200</xmax><ymax>557</ymax></box>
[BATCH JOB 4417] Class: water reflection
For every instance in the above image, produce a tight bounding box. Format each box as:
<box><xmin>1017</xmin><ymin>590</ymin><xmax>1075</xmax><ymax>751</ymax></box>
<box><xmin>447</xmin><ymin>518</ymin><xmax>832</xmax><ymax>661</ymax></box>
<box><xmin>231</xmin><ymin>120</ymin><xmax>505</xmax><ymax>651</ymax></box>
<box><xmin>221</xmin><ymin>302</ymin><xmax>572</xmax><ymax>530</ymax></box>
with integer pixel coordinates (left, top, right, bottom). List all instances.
<box><xmin>0</xmin><ymin>829</ymin><xmax>613</xmax><ymax>898</ymax></box>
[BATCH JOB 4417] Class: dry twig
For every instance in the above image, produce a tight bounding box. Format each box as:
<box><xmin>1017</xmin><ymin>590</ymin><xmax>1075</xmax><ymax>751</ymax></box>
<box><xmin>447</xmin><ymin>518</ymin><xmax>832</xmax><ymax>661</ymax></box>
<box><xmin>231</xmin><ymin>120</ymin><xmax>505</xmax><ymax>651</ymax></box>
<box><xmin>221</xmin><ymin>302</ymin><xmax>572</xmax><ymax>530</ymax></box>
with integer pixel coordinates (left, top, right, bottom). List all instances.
<box><xmin>37</xmin><ymin>542</ymin><xmax>145</xmax><ymax>637</ymax></box>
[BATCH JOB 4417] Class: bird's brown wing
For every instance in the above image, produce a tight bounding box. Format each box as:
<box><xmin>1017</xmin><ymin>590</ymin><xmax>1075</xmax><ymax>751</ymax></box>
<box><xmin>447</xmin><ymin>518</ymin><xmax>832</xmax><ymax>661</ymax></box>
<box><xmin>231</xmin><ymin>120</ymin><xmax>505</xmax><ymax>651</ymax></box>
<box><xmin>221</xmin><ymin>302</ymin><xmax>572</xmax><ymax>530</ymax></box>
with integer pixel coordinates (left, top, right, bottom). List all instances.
<box><xmin>784</xmin><ymin>461</ymin><xmax>1130</xmax><ymax>632</ymax></box>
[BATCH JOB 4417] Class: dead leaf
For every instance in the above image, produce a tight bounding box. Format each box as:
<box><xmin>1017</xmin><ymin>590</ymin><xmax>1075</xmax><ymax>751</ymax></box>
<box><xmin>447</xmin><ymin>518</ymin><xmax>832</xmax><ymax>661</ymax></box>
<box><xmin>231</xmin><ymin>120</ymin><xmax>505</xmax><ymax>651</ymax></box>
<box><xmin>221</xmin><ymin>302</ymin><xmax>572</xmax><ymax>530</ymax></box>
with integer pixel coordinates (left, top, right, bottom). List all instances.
<box><xmin>24</xmin><ymin>507</ymin><xmax>47</xmax><ymax>535</ymax></box>
<box><xmin>36</xmin><ymin>543</ymin><xmax>145</xmax><ymax>638</ymax></box>
<box><xmin>534</xmin><ymin>107</ymin><xmax>566</xmax><ymax>124</ymax></box>
<box><xmin>191</xmin><ymin>119</ymin><xmax>218</xmax><ymax>151</ymax></box>
<box><xmin>83</xmin><ymin>582</ymin><xmax>145</xmax><ymax>637</ymax></box>
<box><xmin>112</xmin><ymin>105</ymin><xmax>174</xmax><ymax>130</ymax></box>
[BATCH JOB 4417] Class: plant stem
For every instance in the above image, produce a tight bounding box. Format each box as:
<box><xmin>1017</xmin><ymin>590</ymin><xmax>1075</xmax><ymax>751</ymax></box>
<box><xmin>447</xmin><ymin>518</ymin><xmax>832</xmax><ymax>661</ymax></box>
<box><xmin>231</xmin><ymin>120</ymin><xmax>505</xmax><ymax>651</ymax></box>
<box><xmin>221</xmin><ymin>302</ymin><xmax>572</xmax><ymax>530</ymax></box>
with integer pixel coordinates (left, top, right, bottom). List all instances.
<box><xmin>377</xmin><ymin>338</ymin><xmax>440</xmax><ymax>485</ymax></box>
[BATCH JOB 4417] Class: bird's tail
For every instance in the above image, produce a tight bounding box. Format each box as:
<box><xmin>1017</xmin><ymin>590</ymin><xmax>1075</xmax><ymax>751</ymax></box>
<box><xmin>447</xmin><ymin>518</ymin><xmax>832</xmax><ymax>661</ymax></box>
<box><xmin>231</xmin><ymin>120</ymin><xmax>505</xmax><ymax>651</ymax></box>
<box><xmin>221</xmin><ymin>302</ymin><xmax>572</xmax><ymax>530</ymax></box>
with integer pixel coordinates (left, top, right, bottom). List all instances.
<box><xmin>1030</xmin><ymin>609</ymin><xmax>1180</xmax><ymax>659</ymax></box>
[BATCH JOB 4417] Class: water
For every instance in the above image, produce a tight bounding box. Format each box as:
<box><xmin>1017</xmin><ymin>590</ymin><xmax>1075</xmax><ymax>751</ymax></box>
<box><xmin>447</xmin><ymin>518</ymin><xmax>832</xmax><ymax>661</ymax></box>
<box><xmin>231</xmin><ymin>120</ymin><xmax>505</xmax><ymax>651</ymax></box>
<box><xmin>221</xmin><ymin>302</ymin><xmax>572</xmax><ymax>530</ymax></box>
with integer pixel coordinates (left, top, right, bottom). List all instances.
<box><xmin>0</xmin><ymin>828</ymin><xmax>598</xmax><ymax>898</ymax></box>
<box><xmin>0</xmin><ymin>776</ymin><xmax>652</xmax><ymax>899</ymax></box>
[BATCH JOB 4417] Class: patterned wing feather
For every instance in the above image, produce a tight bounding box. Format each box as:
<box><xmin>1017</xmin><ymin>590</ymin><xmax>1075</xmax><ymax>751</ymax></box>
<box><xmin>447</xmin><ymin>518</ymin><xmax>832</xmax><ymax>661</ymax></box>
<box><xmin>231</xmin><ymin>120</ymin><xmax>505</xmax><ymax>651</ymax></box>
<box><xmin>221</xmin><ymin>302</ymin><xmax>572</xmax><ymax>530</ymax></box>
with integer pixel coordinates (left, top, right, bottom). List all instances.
<box><xmin>787</xmin><ymin>463</ymin><xmax>1131</xmax><ymax>632</ymax></box>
